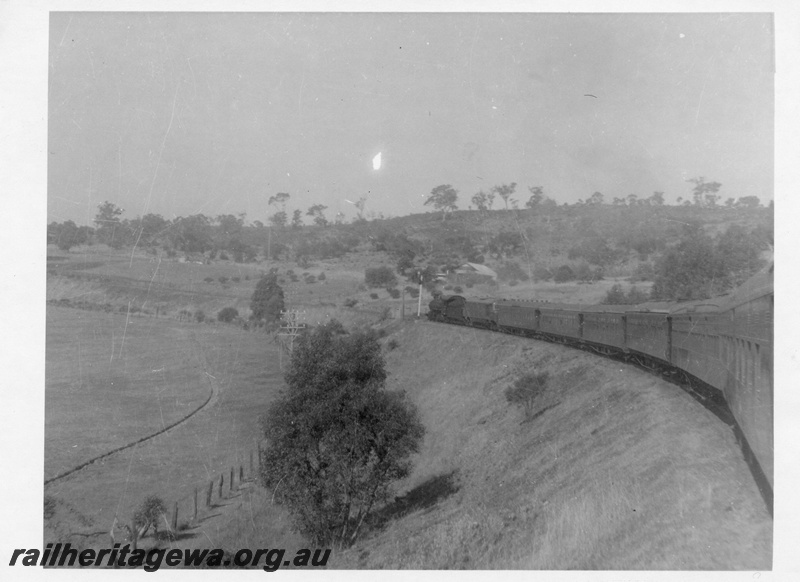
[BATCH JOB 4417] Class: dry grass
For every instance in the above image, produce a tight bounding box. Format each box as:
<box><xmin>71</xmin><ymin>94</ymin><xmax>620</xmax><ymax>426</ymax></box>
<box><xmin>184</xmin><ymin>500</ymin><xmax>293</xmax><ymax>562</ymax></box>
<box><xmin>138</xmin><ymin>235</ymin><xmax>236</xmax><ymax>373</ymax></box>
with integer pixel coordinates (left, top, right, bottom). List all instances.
<box><xmin>333</xmin><ymin>322</ymin><xmax>771</xmax><ymax>569</ymax></box>
<box><xmin>45</xmin><ymin>306</ymin><xmax>211</xmax><ymax>478</ymax></box>
<box><xmin>44</xmin><ymin>312</ymin><xmax>289</xmax><ymax>546</ymax></box>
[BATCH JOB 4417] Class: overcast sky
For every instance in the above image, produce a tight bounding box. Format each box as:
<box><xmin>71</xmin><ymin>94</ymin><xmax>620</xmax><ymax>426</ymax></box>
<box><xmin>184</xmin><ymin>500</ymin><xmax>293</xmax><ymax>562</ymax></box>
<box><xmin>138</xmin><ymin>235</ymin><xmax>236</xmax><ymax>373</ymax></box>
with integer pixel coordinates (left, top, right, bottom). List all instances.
<box><xmin>47</xmin><ymin>12</ymin><xmax>774</xmax><ymax>225</ymax></box>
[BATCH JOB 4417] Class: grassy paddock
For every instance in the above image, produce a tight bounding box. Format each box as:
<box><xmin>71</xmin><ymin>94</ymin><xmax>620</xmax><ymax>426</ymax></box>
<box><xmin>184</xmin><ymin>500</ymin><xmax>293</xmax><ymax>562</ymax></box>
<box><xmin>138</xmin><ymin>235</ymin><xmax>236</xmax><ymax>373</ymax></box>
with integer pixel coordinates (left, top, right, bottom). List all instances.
<box><xmin>45</xmin><ymin>306</ymin><xmax>211</xmax><ymax>479</ymax></box>
<box><xmin>44</xmin><ymin>310</ymin><xmax>289</xmax><ymax>544</ymax></box>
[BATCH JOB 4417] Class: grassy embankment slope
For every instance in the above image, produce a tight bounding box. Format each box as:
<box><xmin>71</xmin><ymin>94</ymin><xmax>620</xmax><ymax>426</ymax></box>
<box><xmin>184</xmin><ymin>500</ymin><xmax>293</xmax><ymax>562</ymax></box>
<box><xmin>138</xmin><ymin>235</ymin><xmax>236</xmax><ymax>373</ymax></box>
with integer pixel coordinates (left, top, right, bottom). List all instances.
<box><xmin>331</xmin><ymin>322</ymin><xmax>772</xmax><ymax>569</ymax></box>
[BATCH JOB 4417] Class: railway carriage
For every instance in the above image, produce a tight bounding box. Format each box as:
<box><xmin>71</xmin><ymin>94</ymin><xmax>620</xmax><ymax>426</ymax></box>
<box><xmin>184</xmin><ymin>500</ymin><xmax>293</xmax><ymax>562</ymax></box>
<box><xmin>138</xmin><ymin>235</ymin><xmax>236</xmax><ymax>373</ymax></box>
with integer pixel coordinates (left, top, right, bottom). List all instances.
<box><xmin>496</xmin><ymin>300</ymin><xmax>539</xmax><ymax>333</ymax></box>
<box><xmin>670</xmin><ymin>301</ymin><xmax>727</xmax><ymax>391</ymax></box>
<box><xmin>624</xmin><ymin>310</ymin><xmax>671</xmax><ymax>364</ymax></box>
<box><xmin>580</xmin><ymin>305</ymin><xmax>629</xmax><ymax>350</ymax></box>
<box><xmin>537</xmin><ymin>306</ymin><xmax>583</xmax><ymax>340</ymax></box>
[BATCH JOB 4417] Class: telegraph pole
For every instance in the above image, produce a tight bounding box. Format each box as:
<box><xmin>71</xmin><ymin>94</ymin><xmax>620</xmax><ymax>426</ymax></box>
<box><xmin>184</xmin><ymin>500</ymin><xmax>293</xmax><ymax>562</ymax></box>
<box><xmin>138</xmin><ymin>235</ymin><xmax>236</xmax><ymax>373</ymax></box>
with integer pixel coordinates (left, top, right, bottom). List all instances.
<box><xmin>277</xmin><ymin>309</ymin><xmax>305</xmax><ymax>355</ymax></box>
<box><xmin>416</xmin><ymin>269</ymin><xmax>423</xmax><ymax>317</ymax></box>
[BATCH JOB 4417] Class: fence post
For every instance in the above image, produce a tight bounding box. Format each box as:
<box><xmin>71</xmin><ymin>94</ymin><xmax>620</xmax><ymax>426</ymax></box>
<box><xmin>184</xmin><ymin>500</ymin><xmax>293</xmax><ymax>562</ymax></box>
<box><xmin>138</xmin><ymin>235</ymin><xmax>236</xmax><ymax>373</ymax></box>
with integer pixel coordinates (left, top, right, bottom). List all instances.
<box><xmin>230</xmin><ymin>467</ymin><xmax>235</xmax><ymax>492</ymax></box>
<box><xmin>219</xmin><ymin>473</ymin><xmax>224</xmax><ymax>499</ymax></box>
<box><xmin>193</xmin><ymin>488</ymin><xmax>198</xmax><ymax>521</ymax></box>
<box><xmin>206</xmin><ymin>480</ymin><xmax>213</xmax><ymax>507</ymax></box>
<box><xmin>249</xmin><ymin>451</ymin><xmax>254</xmax><ymax>475</ymax></box>
<box><xmin>239</xmin><ymin>465</ymin><xmax>244</xmax><ymax>484</ymax></box>
<box><xmin>172</xmin><ymin>501</ymin><xmax>178</xmax><ymax>532</ymax></box>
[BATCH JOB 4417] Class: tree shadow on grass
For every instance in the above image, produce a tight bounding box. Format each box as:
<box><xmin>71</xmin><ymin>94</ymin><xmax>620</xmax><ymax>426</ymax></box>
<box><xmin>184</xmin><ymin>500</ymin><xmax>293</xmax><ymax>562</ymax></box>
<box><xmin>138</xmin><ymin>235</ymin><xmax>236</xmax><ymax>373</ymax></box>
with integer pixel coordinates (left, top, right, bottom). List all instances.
<box><xmin>371</xmin><ymin>470</ymin><xmax>460</xmax><ymax>529</ymax></box>
<box><xmin>522</xmin><ymin>401</ymin><xmax>560</xmax><ymax>424</ymax></box>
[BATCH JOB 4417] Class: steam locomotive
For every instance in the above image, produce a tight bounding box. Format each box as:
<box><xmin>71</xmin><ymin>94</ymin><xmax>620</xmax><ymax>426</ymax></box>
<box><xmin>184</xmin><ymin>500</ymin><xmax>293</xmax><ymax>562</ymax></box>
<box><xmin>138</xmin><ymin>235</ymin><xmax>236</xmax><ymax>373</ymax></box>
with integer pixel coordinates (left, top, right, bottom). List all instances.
<box><xmin>427</xmin><ymin>268</ymin><xmax>774</xmax><ymax>505</ymax></box>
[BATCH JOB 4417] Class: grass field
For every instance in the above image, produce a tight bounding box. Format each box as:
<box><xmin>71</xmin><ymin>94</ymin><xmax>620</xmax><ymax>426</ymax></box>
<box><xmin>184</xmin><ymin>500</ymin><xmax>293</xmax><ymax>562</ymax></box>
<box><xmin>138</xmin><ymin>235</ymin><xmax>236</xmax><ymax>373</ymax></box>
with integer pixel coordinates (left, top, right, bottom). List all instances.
<box><xmin>45</xmin><ymin>306</ymin><xmax>211</xmax><ymax>479</ymax></box>
<box><xmin>44</xmin><ymin>308</ymin><xmax>292</xmax><ymax>546</ymax></box>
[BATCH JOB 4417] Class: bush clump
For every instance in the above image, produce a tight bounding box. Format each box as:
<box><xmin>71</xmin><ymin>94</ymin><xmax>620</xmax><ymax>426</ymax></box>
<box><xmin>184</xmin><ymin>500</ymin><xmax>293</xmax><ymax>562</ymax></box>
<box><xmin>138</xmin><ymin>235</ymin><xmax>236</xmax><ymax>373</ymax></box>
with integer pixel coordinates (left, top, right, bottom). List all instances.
<box><xmin>553</xmin><ymin>265</ymin><xmax>575</xmax><ymax>283</ymax></box>
<box><xmin>505</xmin><ymin>372</ymin><xmax>549</xmax><ymax>419</ymax></box>
<box><xmin>365</xmin><ymin>266</ymin><xmax>398</xmax><ymax>288</ymax></box>
<box><xmin>603</xmin><ymin>284</ymin><xmax>650</xmax><ymax>305</ymax></box>
<box><xmin>217</xmin><ymin>307</ymin><xmax>239</xmax><ymax>323</ymax></box>
<box><xmin>133</xmin><ymin>495</ymin><xmax>167</xmax><ymax>538</ymax></box>
<box><xmin>344</xmin><ymin>298</ymin><xmax>358</xmax><ymax>308</ymax></box>
<box><xmin>387</xmin><ymin>287</ymin><xmax>401</xmax><ymax>299</ymax></box>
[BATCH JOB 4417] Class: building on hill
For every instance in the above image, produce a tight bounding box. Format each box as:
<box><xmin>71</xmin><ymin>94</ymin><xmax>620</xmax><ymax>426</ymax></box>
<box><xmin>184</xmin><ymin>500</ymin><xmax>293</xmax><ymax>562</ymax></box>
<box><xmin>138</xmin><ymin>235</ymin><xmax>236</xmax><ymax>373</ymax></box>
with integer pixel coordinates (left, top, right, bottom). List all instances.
<box><xmin>453</xmin><ymin>262</ymin><xmax>498</xmax><ymax>284</ymax></box>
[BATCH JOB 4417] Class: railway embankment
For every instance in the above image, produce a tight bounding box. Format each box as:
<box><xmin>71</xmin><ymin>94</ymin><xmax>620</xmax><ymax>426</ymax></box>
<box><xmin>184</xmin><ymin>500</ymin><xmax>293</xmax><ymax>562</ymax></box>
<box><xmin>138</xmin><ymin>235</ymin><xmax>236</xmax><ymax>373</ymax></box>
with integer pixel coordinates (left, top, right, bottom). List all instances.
<box><xmin>333</xmin><ymin>320</ymin><xmax>772</xmax><ymax>569</ymax></box>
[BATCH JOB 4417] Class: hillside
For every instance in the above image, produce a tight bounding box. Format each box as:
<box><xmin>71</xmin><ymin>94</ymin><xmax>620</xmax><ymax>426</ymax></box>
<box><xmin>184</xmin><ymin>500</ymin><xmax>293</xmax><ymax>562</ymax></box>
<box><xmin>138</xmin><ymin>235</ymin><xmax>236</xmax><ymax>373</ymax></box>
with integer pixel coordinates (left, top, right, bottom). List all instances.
<box><xmin>331</xmin><ymin>321</ymin><xmax>771</xmax><ymax>569</ymax></box>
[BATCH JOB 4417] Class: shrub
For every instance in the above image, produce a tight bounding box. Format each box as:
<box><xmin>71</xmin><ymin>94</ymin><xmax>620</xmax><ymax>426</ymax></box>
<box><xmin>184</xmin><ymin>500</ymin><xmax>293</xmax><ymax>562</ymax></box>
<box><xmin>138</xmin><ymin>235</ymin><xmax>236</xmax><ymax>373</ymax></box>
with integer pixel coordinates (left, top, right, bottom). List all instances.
<box><xmin>574</xmin><ymin>262</ymin><xmax>594</xmax><ymax>283</ymax></box>
<box><xmin>365</xmin><ymin>266</ymin><xmax>398</xmax><ymax>288</ymax></box>
<box><xmin>387</xmin><ymin>338</ymin><xmax>400</xmax><ymax>351</ymax></box>
<box><xmin>232</xmin><ymin>276</ymin><xmax>241</xmax><ymax>283</ymax></box>
<box><xmin>370</xmin><ymin>293</ymin><xmax>379</xmax><ymax>300</ymax></box>
<box><xmin>444</xmin><ymin>285</ymin><xmax>453</xmax><ymax>290</ymax></box>
<box><xmin>505</xmin><ymin>372</ymin><xmax>549</xmax><ymax>419</ymax></box>
<box><xmin>217</xmin><ymin>307</ymin><xmax>239</xmax><ymax>323</ymax></box>
<box><xmin>508</xmin><ymin>280</ymin><xmax>519</xmax><ymax>287</ymax></box>
<box><xmin>553</xmin><ymin>265</ymin><xmax>575</xmax><ymax>283</ymax></box>
<box><xmin>626</xmin><ymin>285</ymin><xmax>650</xmax><ymax>304</ymax></box>
<box><xmin>404</xmin><ymin>286</ymin><xmax>419</xmax><ymax>299</ymax></box>
<box><xmin>465</xmin><ymin>282</ymin><xmax>474</xmax><ymax>288</ymax></box>
<box><xmin>203</xmin><ymin>276</ymin><xmax>214</xmax><ymax>283</ymax></box>
<box><xmin>533</xmin><ymin>265</ymin><xmax>553</xmax><ymax>281</ymax></box>
<box><xmin>344</xmin><ymin>298</ymin><xmax>358</xmax><ymax>308</ymax></box>
<box><xmin>318</xmin><ymin>272</ymin><xmax>326</xmax><ymax>281</ymax></box>
<box><xmin>218</xmin><ymin>276</ymin><xmax>229</xmax><ymax>284</ymax></box>
<box><xmin>603</xmin><ymin>284</ymin><xmax>650</xmax><ymax>305</ymax></box>
<box><xmin>195</xmin><ymin>310</ymin><xmax>206</xmax><ymax>323</ymax></box>
<box><xmin>305</xmin><ymin>275</ymin><xmax>317</xmax><ymax>284</ymax></box>
<box><xmin>219</xmin><ymin>252</ymin><xmax>229</xmax><ymax>260</ymax></box>
<box><xmin>133</xmin><ymin>495</ymin><xmax>167</xmax><ymax>538</ymax></box>
<box><xmin>387</xmin><ymin>287</ymin><xmax>401</xmax><ymax>299</ymax></box>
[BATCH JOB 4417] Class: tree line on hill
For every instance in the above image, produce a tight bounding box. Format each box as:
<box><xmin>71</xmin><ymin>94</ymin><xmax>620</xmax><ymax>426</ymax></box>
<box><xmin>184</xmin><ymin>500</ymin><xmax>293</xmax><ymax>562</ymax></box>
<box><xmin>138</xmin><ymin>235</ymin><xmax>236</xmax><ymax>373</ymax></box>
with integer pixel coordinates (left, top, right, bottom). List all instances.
<box><xmin>48</xmin><ymin>176</ymin><xmax>772</xmax><ymax>303</ymax></box>
<box><xmin>421</xmin><ymin>178</ymin><xmax>768</xmax><ymax>221</ymax></box>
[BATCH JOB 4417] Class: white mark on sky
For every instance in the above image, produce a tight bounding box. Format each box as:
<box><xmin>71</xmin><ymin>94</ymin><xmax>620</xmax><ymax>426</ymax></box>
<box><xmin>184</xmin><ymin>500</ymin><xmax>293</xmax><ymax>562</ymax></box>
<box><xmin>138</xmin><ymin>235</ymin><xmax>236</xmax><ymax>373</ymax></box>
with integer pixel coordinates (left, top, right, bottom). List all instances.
<box><xmin>372</xmin><ymin>152</ymin><xmax>382</xmax><ymax>171</ymax></box>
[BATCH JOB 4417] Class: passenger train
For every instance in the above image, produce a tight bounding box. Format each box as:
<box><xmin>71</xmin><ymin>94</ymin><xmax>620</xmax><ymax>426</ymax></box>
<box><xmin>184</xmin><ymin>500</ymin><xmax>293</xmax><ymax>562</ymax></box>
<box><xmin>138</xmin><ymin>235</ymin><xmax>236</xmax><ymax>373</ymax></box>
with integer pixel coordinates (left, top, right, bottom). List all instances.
<box><xmin>427</xmin><ymin>267</ymin><xmax>774</xmax><ymax>509</ymax></box>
